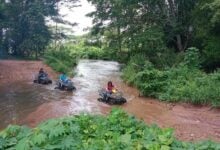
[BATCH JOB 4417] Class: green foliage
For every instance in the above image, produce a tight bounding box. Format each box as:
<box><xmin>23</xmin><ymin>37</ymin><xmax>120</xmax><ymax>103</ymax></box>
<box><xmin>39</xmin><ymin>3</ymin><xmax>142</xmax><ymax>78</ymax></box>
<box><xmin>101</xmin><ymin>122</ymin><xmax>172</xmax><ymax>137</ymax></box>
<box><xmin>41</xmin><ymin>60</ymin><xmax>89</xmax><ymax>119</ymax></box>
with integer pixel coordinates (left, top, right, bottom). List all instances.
<box><xmin>123</xmin><ymin>50</ymin><xmax>220</xmax><ymax>107</ymax></box>
<box><xmin>1</xmin><ymin>0</ymin><xmax>57</xmax><ymax>58</ymax></box>
<box><xmin>202</xmin><ymin>37</ymin><xmax>220</xmax><ymax>71</ymax></box>
<box><xmin>67</xmin><ymin>36</ymin><xmax>119</xmax><ymax>61</ymax></box>
<box><xmin>44</xmin><ymin>48</ymin><xmax>77</xmax><ymax>76</ymax></box>
<box><xmin>122</xmin><ymin>54</ymin><xmax>153</xmax><ymax>85</ymax></box>
<box><xmin>183</xmin><ymin>47</ymin><xmax>200</xmax><ymax>68</ymax></box>
<box><xmin>88</xmin><ymin>0</ymin><xmax>198</xmax><ymax>55</ymax></box>
<box><xmin>0</xmin><ymin>0</ymin><xmax>78</xmax><ymax>59</ymax></box>
<box><xmin>0</xmin><ymin>109</ymin><xmax>219</xmax><ymax>149</ymax></box>
<box><xmin>158</xmin><ymin>67</ymin><xmax>220</xmax><ymax>106</ymax></box>
<box><xmin>135</xmin><ymin>68</ymin><xmax>168</xmax><ymax>98</ymax></box>
<box><xmin>44</xmin><ymin>39</ymin><xmax>113</xmax><ymax>75</ymax></box>
<box><xmin>69</xmin><ymin>43</ymin><xmax>106</xmax><ymax>60</ymax></box>
<box><xmin>88</xmin><ymin>0</ymin><xmax>219</xmax><ymax>70</ymax></box>
<box><xmin>193</xmin><ymin>0</ymin><xmax>220</xmax><ymax>71</ymax></box>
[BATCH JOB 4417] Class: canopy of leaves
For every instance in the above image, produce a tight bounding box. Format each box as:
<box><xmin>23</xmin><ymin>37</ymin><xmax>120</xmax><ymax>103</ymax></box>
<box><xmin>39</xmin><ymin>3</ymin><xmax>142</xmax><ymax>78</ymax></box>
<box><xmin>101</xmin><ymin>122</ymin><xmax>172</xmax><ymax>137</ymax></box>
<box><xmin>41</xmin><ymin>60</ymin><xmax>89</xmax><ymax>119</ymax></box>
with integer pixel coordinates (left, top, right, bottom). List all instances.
<box><xmin>0</xmin><ymin>0</ymin><xmax>78</xmax><ymax>59</ymax></box>
<box><xmin>88</xmin><ymin>0</ymin><xmax>219</xmax><ymax>71</ymax></box>
<box><xmin>88</xmin><ymin>0</ymin><xmax>198</xmax><ymax>53</ymax></box>
<box><xmin>193</xmin><ymin>0</ymin><xmax>220</xmax><ymax>71</ymax></box>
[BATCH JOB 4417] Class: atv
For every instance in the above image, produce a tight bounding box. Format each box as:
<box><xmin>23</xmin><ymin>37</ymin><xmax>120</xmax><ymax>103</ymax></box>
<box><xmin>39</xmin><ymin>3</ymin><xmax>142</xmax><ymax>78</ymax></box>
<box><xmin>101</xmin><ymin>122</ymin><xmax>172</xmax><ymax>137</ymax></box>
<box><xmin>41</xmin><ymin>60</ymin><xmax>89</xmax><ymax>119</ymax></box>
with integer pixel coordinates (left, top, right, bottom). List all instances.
<box><xmin>98</xmin><ymin>88</ymin><xmax>127</xmax><ymax>105</ymax></box>
<box><xmin>55</xmin><ymin>79</ymin><xmax>76</xmax><ymax>91</ymax></box>
<box><xmin>33</xmin><ymin>73</ymin><xmax>52</xmax><ymax>84</ymax></box>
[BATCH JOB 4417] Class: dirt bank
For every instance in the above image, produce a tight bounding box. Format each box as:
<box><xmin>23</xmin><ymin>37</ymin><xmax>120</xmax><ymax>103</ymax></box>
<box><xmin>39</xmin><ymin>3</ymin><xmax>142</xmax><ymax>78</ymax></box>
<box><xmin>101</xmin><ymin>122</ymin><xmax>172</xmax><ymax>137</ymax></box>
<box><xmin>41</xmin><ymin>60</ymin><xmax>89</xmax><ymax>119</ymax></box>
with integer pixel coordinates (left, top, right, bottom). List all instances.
<box><xmin>117</xmin><ymin>81</ymin><xmax>220</xmax><ymax>142</ymax></box>
<box><xmin>124</xmin><ymin>97</ymin><xmax>220</xmax><ymax>142</ymax></box>
<box><xmin>0</xmin><ymin>60</ymin><xmax>57</xmax><ymax>85</ymax></box>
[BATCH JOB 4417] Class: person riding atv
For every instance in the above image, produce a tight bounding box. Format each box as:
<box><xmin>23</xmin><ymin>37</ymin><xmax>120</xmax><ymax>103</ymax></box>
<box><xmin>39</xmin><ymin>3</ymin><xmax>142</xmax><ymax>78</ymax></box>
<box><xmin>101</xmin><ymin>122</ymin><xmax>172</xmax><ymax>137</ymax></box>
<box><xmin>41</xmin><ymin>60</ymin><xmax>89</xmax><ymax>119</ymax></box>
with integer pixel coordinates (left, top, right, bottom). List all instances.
<box><xmin>98</xmin><ymin>81</ymin><xmax>126</xmax><ymax>105</ymax></box>
<box><xmin>38</xmin><ymin>68</ymin><xmax>46</xmax><ymax>79</ymax></box>
<box><xmin>59</xmin><ymin>72</ymin><xmax>69</xmax><ymax>84</ymax></box>
<box><xmin>104</xmin><ymin>81</ymin><xmax>117</xmax><ymax>102</ymax></box>
<box><xmin>104</xmin><ymin>81</ymin><xmax>117</xmax><ymax>100</ymax></box>
<box><xmin>56</xmin><ymin>72</ymin><xmax>76</xmax><ymax>91</ymax></box>
<box><xmin>33</xmin><ymin>68</ymin><xmax>52</xmax><ymax>84</ymax></box>
<box><xmin>107</xmin><ymin>81</ymin><xmax>116</xmax><ymax>93</ymax></box>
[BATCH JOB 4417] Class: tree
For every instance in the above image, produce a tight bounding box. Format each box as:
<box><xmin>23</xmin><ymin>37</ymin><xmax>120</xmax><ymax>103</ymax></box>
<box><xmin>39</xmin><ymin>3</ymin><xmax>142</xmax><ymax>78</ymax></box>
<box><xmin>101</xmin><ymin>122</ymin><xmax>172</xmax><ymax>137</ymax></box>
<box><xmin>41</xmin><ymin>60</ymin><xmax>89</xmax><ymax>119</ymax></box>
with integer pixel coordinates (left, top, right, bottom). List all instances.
<box><xmin>88</xmin><ymin>0</ymin><xmax>198</xmax><ymax>56</ymax></box>
<box><xmin>0</xmin><ymin>1</ymin><xmax>6</xmax><ymax>56</ymax></box>
<box><xmin>164</xmin><ymin>0</ymin><xmax>198</xmax><ymax>51</ymax></box>
<box><xmin>193</xmin><ymin>0</ymin><xmax>220</xmax><ymax>70</ymax></box>
<box><xmin>87</xmin><ymin>0</ymin><xmax>127</xmax><ymax>52</ymax></box>
<box><xmin>1</xmin><ymin>0</ymin><xmax>78</xmax><ymax>58</ymax></box>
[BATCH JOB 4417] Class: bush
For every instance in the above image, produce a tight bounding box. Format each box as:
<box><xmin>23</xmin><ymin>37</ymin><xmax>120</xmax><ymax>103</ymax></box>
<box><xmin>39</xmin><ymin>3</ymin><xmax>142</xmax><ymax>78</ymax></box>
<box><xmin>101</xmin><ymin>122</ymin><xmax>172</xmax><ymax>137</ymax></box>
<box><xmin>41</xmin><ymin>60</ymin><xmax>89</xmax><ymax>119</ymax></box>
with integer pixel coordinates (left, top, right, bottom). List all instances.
<box><xmin>122</xmin><ymin>50</ymin><xmax>220</xmax><ymax>107</ymax></box>
<box><xmin>70</xmin><ymin>45</ymin><xmax>105</xmax><ymax>60</ymax></box>
<box><xmin>158</xmin><ymin>67</ymin><xmax>220</xmax><ymax>106</ymax></box>
<box><xmin>202</xmin><ymin>37</ymin><xmax>220</xmax><ymax>71</ymax></box>
<box><xmin>183</xmin><ymin>47</ymin><xmax>201</xmax><ymax>68</ymax></box>
<box><xmin>44</xmin><ymin>42</ymin><xmax>116</xmax><ymax>75</ymax></box>
<box><xmin>44</xmin><ymin>48</ymin><xmax>77</xmax><ymax>76</ymax></box>
<box><xmin>122</xmin><ymin>54</ymin><xmax>153</xmax><ymax>85</ymax></box>
<box><xmin>135</xmin><ymin>69</ymin><xmax>168</xmax><ymax>97</ymax></box>
<box><xmin>0</xmin><ymin>109</ymin><xmax>219</xmax><ymax>149</ymax></box>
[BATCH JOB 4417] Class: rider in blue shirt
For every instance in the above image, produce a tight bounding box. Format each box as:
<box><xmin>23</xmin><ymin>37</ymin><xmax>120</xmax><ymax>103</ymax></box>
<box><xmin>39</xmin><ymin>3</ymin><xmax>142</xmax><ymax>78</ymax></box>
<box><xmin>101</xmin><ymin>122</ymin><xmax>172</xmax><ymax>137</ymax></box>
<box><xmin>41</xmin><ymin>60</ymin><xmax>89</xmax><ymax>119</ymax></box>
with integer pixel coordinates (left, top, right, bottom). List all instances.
<box><xmin>59</xmin><ymin>72</ymin><xmax>68</xmax><ymax>83</ymax></box>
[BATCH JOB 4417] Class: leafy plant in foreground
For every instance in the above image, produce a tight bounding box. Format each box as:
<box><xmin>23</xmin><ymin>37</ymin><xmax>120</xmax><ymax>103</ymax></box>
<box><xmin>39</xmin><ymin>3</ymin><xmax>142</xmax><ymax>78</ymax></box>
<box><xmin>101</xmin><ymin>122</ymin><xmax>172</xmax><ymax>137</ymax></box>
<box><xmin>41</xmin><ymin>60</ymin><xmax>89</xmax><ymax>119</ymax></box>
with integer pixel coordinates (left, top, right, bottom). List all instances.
<box><xmin>0</xmin><ymin>109</ymin><xmax>219</xmax><ymax>150</ymax></box>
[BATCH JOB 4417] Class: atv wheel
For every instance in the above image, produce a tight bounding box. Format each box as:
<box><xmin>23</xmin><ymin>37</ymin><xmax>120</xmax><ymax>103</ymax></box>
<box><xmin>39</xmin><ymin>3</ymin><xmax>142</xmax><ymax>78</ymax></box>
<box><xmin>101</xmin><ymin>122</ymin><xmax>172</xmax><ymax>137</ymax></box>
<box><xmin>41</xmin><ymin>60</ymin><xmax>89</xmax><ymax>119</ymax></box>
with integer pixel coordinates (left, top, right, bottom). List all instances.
<box><xmin>72</xmin><ymin>86</ymin><xmax>76</xmax><ymax>91</ymax></box>
<box><xmin>39</xmin><ymin>80</ymin><xmax>44</xmax><ymax>84</ymax></box>
<box><xmin>97</xmin><ymin>98</ymin><xmax>103</xmax><ymax>102</ymax></box>
<box><xmin>58</xmin><ymin>83</ymin><xmax>64</xmax><ymax>90</ymax></box>
<box><xmin>120</xmin><ymin>97</ymin><xmax>127</xmax><ymax>104</ymax></box>
<box><xmin>108</xmin><ymin>98</ymin><xmax>115</xmax><ymax>105</ymax></box>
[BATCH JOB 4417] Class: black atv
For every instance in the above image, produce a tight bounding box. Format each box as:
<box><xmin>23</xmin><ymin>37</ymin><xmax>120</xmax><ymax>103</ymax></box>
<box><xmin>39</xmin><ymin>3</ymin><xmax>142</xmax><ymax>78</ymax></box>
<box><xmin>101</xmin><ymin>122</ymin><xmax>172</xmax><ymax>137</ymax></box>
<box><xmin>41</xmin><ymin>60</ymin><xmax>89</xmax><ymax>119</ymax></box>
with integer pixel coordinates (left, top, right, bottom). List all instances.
<box><xmin>98</xmin><ymin>88</ymin><xmax>127</xmax><ymax>105</ymax></box>
<box><xmin>55</xmin><ymin>79</ymin><xmax>76</xmax><ymax>91</ymax></box>
<box><xmin>33</xmin><ymin>73</ymin><xmax>52</xmax><ymax>84</ymax></box>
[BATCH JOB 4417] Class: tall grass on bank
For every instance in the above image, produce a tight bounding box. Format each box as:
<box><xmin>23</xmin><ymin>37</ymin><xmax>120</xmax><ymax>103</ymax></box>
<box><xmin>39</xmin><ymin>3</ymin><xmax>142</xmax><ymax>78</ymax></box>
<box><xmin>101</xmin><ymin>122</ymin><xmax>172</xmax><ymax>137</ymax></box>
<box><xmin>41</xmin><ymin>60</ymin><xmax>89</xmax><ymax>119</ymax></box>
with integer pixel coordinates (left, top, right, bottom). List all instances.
<box><xmin>43</xmin><ymin>43</ymin><xmax>112</xmax><ymax>75</ymax></box>
<box><xmin>44</xmin><ymin>49</ymin><xmax>77</xmax><ymax>76</ymax></box>
<box><xmin>123</xmin><ymin>48</ymin><xmax>220</xmax><ymax>107</ymax></box>
<box><xmin>0</xmin><ymin>109</ymin><xmax>219</xmax><ymax>149</ymax></box>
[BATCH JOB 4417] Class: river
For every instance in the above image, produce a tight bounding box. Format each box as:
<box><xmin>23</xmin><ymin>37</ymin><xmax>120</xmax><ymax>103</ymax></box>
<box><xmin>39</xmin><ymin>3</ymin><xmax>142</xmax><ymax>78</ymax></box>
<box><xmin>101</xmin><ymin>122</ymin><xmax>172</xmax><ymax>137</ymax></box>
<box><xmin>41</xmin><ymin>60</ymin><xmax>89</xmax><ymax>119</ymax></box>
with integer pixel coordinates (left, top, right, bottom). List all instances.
<box><xmin>0</xmin><ymin>59</ymin><xmax>220</xmax><ymax>141</ymax></box>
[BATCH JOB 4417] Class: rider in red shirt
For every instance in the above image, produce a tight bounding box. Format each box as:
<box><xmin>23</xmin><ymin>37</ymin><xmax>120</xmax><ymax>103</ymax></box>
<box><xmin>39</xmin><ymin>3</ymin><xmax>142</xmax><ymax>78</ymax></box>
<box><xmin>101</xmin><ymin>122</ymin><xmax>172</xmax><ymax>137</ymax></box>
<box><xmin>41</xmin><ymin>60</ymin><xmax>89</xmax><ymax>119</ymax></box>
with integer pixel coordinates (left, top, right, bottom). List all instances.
<box><xmin>103</xmin><ymin>81</ymin><xmax>118</xmax><ymax>102</ymax></box>
<box><xmin>107</xmin><ymin>81</ymin><xmax>115</xmax><ymax>93</ymax></box>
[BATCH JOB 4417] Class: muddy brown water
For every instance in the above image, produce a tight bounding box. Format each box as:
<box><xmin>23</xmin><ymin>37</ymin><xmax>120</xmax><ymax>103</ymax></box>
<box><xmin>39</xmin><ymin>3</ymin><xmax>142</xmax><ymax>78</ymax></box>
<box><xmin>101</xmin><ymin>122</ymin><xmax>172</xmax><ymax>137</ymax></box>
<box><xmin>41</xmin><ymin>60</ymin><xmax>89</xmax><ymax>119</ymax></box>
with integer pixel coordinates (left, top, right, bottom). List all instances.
<box><xmin>0</xmin><ymin>59</ymin><xmax>220</xmax><ymax>142</ymax></box>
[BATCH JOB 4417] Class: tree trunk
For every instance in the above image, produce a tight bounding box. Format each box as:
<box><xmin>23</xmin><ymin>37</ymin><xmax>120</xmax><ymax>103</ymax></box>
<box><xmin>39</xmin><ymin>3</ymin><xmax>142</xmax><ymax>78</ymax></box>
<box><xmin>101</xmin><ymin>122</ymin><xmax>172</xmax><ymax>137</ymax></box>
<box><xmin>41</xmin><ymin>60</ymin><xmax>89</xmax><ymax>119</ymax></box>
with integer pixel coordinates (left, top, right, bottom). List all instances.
<box><xmin>176</xmin><ymin>34</ymin><xmax>183</xmax><ymax>52</ymax></box>
<box><xmin>167</xmin><ymin>0</ymin><xmax>184</xmax><ymax>52</ymax></box>
<box><xmin>0</xmin><ymin>28</ymin><xmax>2</xmax><ymax>44</ymax></box>
<box><xmin>117</xmin><ymin>25</ymin><xmax>121</xmax><ymax>53</ymax></box>
<box><xmin>183</xmin><ymin>34</ymin><xmax>189</xmax><ymax>51</ymax></box>
<box><xmin>167</xmin><ymin>0</ymin><xmax>176</xmax><ymax>18</ymax></box>
<box><xmin>35</xmin><ymin>48</ymin><xmax>38</xmax><ymax>59</ymax></box>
